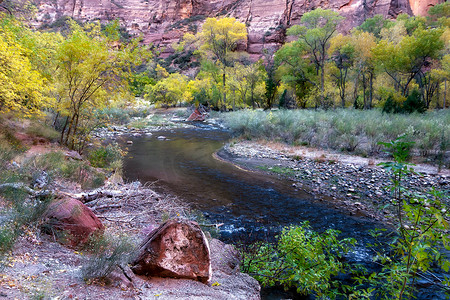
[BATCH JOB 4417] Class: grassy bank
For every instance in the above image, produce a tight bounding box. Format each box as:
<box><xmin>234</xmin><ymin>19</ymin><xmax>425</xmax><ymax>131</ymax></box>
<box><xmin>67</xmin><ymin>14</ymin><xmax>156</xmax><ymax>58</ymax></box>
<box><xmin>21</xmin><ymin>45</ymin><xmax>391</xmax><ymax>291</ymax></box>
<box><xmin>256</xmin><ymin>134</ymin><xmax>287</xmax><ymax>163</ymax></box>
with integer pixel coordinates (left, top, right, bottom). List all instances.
<box><xmin>218</xmin><ymin>109</ymin><xmax>450</xmax><ymax>166</ymax></box>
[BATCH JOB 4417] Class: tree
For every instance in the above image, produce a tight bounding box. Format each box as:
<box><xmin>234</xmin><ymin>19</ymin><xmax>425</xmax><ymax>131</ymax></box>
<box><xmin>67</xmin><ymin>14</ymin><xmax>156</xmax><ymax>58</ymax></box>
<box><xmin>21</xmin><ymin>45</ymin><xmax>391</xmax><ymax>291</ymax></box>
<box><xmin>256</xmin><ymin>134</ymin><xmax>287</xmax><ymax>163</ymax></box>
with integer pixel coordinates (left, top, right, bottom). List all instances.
<box><xmin>287</xmin><ymin>8</ymin><xmax>344</xmax><ymax>106</ymax></box>
<box><xmin>351</xmin><ymin>30</ymin><xmax>377</xmax><ymax>109</ymax></box>
<box><xmin>0</xmin><ymin>15</ymin><xmax>52</xmax><ymax>117</ymax></box>
<box><xmin>328</xmin><ymin>34</ymin><xmax>355</xmax><ymax>107</ymax></box>
<box><xmin>144</xmin><ymin>73</ymin><xmax>189</xmax><ymax>107</ymax></box>
<box><xmin>373</xmin><ymin>26</ymin><xmax>444</xmax><ymax>97</ymax></box>
<box><xmin>275</xmin><ymin>42</ymin><xmax>316</xmax><ymax>108</ymax></box>
<box><xmin>54</xmin><ymin>19</ymin><xmax>148</xmax><ymax>150</ymax></box>
<box><xmin>184</xmin><ymin>17</ymin><xmax>247</xmax><ymax>110</ymax></box>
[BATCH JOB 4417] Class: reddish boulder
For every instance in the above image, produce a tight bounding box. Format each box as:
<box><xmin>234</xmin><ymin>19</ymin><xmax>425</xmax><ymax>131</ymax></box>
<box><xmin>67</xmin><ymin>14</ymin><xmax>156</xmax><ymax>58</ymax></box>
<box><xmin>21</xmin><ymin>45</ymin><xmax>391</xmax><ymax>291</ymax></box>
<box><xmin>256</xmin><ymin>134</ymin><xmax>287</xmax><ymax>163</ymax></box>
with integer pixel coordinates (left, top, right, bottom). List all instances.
<box><xmin>131</xmin><ymin>219</ymin><xmax>211</xmax><ymax>283</ymax></box>
<box><xmin>43</xmin><ymin>198</ymin><xmax>104</xmax><ymax>248</ymax></box>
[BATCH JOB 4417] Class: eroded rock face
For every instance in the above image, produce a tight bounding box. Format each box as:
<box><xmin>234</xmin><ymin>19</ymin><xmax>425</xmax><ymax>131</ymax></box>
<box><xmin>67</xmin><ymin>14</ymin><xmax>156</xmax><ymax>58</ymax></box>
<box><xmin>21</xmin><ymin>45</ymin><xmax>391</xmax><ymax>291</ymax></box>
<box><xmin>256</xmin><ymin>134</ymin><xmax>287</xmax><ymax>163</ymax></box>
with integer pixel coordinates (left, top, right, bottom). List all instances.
<box><xmin>43</xmin><ymin>198</ymin><xmax>104</xmax><ymax>248</ymax></box>
<box><xmin>131</xmin><ymin>219</ymin><xmax>212</xmax><ymax>283</ymax></box>
<box><xmin>31</xmin><ymin>0</ymin><xmax>438</xmax><ymax>56</ymax></box>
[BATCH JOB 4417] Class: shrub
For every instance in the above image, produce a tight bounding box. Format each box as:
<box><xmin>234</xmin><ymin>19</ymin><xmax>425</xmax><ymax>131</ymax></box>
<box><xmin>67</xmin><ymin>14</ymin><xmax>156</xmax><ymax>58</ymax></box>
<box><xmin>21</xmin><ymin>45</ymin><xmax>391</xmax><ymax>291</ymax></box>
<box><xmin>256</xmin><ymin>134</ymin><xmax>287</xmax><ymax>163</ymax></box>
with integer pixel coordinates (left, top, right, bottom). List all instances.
<box><xmin>81</xmin><ymin>231</ymin><xmax>138</xmax><ymax>280</ymax></box>
<box><xmin>87</xmin><ymin>143</ymin><xmax>123</xmax><ymax>170</ymax></box>
<box><xmin>240</xmin><ymin>222</ymin><xmax>355</xmax><ymax>298</ymax></box>
<box><xmin>25</xmin><ymin>122</ymin><xmax>60</xmax><ymax>141</ymax></box>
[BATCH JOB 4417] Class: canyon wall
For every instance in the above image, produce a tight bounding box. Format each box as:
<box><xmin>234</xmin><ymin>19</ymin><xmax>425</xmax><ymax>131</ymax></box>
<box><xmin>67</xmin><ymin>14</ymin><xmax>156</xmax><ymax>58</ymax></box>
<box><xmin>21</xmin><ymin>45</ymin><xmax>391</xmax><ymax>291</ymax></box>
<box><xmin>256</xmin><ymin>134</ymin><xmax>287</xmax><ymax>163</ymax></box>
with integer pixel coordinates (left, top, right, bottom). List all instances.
<box><xmin>31</xmin><ymin>0</ymin><xmax>442</xmax><ymax>56</ymax></box>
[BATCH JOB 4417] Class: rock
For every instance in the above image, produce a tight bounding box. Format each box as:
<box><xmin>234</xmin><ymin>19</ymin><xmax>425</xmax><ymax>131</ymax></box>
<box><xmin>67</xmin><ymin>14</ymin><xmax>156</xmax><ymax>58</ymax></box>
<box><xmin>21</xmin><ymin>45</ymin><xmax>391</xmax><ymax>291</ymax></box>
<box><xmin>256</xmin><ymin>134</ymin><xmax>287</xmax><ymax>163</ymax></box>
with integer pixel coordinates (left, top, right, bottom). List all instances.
<box><xmin>43</xmin><ymin>198</ymin><xmax>104</xmax><ymax>248</ymax></box>
<box><xmin>131</xmin><ymin>219</ymin><xmax>212</xmax><ymax>283</ymax></box>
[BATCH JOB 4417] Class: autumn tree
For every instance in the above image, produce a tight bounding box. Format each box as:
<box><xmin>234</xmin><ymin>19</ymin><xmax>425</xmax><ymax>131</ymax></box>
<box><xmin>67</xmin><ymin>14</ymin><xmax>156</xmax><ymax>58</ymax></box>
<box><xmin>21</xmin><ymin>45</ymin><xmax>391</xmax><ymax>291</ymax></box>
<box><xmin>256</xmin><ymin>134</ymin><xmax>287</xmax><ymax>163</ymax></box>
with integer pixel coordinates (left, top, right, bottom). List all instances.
<box><xmin>328</xmin><ymin>34</ymin><xmax>355</xmax><ymax>107</ymax></box>
<box><xmin>54</xmin><ymin>19</ymin><xmax>149</xmax><ymax>150</ymax></box>
<box><xmin>373</xmin><ymin>26</ymin><xmax>444</xmax><ymax>97</ymax></box>
<box><xmin>184</xmin><ymin>17</ymin><xmax>247</xmax><ymax>110</ymax></box>
<box><xmin>0</xmin><ymin>15</ymin><xmax>53</xmax><ymax>117</ymax></box>
<box><xmin>144</xmin><ymin>72</ymin><xmax>189</xmax><ymax>107</ymax></box>
<box><xmin>287</xmin><ymin>8</ymin><xmax>344</xmax><ymax>106</ymax></box>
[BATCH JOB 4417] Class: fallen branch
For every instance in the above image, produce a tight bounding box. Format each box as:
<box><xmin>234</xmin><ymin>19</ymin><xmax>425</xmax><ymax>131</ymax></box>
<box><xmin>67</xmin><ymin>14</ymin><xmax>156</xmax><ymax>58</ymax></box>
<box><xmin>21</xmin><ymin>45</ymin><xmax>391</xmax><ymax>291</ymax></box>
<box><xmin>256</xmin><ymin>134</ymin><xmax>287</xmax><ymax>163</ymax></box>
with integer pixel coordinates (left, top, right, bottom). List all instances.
<box><xmin>0</xmin><ymin>183</ymin><xmax>51</xmax><ymax>197</ymax></box>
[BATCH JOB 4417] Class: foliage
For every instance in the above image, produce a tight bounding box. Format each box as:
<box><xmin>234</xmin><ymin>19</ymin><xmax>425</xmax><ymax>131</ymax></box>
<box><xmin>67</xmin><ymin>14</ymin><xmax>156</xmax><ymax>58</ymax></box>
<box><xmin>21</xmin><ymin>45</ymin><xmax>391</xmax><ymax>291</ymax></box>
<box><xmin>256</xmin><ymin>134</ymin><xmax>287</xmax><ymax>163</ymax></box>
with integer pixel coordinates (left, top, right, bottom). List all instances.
<box><xmin>87</xmin><ymin>143</ymin><xmax>124</xmax><ymax>170</ymax></box>
<box><xmin>287</xmin><ymin>8</ymin><xmax>344</xmax><ymax>106</ymax></box>
<box><xmin>0</xmin><ymin>16</ymin><xmax>52</xmax><ymax>117</ymax></box>
<box><xmin>144</xmin><ymin>72</ymin><xmax>189</xmax><ymax>107</ymax></box>
<box><xmin>183</xmin><ymin>17</ymin><xmax>247</xmax><ymax>109</ymax></box>
<box><xmin>240</xmin><ymin>222</ymin><xmax>355</xmax><ymax>298</ymax></box>
<box><xmin>23</xmin><ymin>151</ymin><xmax>105</xmax><ymax>189</ymax></box>
<box><xmin>52</xmin><ymin>18</ymin><xmax>151</xmax><ymax>150</ymax></box>
<box><xmin>350</xmin><ymin>136</ymin><xmax>450</xmax><ymax>299</ymax></box>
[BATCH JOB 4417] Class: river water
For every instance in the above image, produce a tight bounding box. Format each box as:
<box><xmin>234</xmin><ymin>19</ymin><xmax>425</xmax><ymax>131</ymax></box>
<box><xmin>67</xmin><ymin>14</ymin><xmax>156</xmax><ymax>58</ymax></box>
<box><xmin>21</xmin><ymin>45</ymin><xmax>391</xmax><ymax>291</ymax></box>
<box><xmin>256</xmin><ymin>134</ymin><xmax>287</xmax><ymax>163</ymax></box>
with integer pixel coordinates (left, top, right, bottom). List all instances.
<box><xmin>122</xmin><ymin>122</ymin><xmax>446</xmax><ymax>299</ymax></box>
<box><xmin>122</xmin><ymin>124</ymin><xmax>379</xmax><ymax>250</ymax></box>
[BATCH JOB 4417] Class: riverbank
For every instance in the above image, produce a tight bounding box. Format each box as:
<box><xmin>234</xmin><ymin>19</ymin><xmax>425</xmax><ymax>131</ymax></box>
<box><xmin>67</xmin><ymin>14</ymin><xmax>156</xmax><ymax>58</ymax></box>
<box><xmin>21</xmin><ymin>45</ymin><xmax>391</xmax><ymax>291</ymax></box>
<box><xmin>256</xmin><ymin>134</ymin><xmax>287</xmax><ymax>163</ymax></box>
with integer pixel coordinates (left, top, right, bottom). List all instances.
<box><xmin>217</xmin><ymin>139</ymin><xmax>450</xmax><ymax>224</ymax></box>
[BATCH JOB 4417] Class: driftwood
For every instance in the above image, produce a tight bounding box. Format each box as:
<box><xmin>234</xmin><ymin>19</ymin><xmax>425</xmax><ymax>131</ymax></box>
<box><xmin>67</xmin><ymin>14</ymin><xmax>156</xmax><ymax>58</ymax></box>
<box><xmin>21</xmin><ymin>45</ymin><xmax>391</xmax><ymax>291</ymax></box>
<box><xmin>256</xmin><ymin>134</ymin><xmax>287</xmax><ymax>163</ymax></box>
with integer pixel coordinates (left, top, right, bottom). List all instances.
<box><xmin>0</xmin><ymin>183</ymin><xmax>51</xmax><ymax>197</ymax></box>
<box><xmin>59</xmin><ymin>190</ymin><xmax>124</xmax><ymax>203</ymax></box>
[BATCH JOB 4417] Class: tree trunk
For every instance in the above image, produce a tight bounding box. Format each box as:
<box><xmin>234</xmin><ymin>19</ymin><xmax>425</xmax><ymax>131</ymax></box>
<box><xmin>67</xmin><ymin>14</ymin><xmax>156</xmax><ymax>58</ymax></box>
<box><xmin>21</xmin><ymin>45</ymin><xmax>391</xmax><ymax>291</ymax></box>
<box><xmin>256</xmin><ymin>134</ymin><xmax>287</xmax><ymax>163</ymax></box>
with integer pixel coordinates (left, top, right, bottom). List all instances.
<box><xmin>444</xmin><ymin>79</ymin><xmax>447</xmax><ymax>109</ymax></box>
<box><xmin>320</xmin><ymin>64</ymin><xmax>325</xmax><ymax>107</ymax></box>
<box><xmin>60</xmin><ymin>116</ymin><xmax>69</xmax><ymax>145</ymax></box>
<box><xmin>222</xmin><ymin>72</ymin><xmax>226</xmax><ymax>111</ymax></box>
<box><xmin>368</xmin><ymin>71</ymin><xmax>373</xmax><ymax>109</ymax></box>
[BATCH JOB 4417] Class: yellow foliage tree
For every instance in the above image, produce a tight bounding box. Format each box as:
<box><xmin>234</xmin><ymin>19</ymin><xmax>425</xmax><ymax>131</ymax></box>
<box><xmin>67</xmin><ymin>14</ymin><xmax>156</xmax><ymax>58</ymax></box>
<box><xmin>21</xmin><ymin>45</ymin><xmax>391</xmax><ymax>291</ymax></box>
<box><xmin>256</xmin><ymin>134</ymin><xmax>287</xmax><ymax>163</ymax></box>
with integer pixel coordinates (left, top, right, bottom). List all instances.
<box><xmin>0</xmin><ymin>15</ymin><xmax>51</xmax><ymax>117</ymax></box>
<box><xmin>184</xmin><ymin>17</ymin><xmax>247</xmax><ymax>109</ymax></box>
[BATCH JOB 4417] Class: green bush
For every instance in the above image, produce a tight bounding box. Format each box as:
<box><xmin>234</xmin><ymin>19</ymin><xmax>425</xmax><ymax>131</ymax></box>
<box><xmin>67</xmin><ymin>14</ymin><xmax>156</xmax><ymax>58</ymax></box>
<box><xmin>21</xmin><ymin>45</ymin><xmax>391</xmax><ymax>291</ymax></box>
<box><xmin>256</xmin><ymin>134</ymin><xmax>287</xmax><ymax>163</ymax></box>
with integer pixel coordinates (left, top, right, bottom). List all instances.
<box><xmin>87</xmin><ymin>143</ymin><xmax>123</xmax><ymax>170</ymax></box>
<box><xmin>24</xmin><ymin>151</ymin><xmax>105</xmax><ymax>189</ymax></box>
<box><xmin>240</xmin><ymin>222</ymin><xmax>355</xmax><ymax>298</ymax></box>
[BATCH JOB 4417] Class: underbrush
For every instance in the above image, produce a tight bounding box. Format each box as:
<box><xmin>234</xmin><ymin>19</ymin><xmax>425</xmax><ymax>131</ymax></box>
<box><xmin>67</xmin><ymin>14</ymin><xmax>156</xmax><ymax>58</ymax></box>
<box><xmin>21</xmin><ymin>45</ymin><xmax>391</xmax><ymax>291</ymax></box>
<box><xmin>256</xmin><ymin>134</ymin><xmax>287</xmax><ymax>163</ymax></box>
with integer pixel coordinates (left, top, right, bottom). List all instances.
<box><xmin>23</xmin><ymin>151</ymin><xmax>105</xmax><ymax>189</ymax></box>
<box><xmin>219</xmin><ymin>109</ymin><xmax>450</xmax><ymax>165</ymax></box>
<box><xmin>81</xmin><ymin>230</ymin><xmax>138</xmax><ymax>281</ymax></box>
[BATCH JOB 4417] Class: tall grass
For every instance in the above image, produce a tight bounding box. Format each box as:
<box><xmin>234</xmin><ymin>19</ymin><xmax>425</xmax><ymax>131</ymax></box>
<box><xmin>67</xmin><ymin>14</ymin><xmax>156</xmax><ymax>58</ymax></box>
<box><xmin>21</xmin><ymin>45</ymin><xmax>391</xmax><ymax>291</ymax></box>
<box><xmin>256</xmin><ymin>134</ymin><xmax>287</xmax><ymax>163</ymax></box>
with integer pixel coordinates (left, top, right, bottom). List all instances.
<box><xmin>219</xmin><ymin>109</ymin><xmax>450</xmax><ymax>163</ymax></box>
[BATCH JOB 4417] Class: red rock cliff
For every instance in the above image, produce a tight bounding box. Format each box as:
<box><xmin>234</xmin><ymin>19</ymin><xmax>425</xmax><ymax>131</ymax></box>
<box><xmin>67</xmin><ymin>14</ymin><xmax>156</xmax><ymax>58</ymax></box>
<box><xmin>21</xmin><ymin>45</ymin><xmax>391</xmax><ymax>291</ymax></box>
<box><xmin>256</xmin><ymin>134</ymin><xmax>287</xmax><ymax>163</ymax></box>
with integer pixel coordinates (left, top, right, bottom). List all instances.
<box><xmin>31</xmin><ymin>0</ymin><xmax>440</xmax><ymax>55</ymax></box>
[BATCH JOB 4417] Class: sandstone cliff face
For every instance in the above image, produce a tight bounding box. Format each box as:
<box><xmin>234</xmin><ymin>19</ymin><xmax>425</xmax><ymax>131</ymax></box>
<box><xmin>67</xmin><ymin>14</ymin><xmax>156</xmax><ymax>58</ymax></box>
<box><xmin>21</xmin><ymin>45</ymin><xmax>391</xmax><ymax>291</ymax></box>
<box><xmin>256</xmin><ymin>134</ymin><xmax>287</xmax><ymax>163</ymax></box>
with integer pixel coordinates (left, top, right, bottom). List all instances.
<box><xmin>31</xmin><ymin>0</ymin><xmax>436</xmax><ymax>56</ymax></box>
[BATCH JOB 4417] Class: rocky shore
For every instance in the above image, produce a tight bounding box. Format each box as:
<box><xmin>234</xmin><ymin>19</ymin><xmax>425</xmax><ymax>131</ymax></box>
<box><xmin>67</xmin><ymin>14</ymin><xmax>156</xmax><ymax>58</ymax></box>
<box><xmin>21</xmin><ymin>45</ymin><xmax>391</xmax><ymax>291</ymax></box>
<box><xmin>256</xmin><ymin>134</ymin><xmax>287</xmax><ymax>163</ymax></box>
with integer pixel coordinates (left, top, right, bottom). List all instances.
<box><xmin>0</xmin><ymin>181</ymin><xmax>260</xmax><ymax>299</ymax></box>
<box><xmin>220</xmin><ymin>140</ymin><xmax>450</xmax><ymax>224</ymax></box>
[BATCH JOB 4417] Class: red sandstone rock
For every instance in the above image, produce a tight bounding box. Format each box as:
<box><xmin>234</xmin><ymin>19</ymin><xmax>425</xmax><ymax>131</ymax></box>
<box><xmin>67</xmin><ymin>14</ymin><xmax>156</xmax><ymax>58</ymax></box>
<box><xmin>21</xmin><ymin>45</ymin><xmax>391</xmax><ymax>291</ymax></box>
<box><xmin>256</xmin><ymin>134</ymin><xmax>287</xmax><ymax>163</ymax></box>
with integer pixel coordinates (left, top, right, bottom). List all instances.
<box><xmin>43</xmin><ymin>198</ymin><xmax>104</xmax><ymax>248</ymax></box>
<box><xmin>131</xmin><ymin>219</ymin><xmax>211</xmax><ymax>283</ymax></box>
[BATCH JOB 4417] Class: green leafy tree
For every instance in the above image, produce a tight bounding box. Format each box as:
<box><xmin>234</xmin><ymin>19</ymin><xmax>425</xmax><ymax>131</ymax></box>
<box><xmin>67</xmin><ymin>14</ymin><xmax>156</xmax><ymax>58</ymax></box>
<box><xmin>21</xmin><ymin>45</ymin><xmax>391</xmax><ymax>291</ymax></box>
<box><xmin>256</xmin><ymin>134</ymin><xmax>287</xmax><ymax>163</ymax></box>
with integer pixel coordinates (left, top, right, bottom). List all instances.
<box><xmin>287</xmin><ymin>8</ymin><xmax>344</xmax><ymax>106</ymax></box>
<box><xmin>373</xmin><ymin>26</ymin><xmax>444</xmax><ymax>97</ymax></box>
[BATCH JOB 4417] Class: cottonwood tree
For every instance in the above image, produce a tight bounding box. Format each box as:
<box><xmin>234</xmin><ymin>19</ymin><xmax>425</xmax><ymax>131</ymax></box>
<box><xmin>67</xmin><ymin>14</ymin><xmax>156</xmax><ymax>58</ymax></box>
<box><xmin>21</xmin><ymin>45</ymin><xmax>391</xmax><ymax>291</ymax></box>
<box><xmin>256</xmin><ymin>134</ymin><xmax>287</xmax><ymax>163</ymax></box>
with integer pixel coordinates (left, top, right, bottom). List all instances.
<box><xmin>183</xmin><ymin>17</ymin><xmax>247</xmax><ymax>110</ymax></box>
<box><xmin>373</xmin><ymin>26</ymin><xmax>444</xmax><ymax>97</ymax></box>
<box><xmin>54</xmin><ymin>19</ymin><xmax>148</xmax><ymax>150</ymax></box>
<box><xmin>287</xmin><ymin>8</ymin><xmax>344</xmax><ymax>107</ymax></box>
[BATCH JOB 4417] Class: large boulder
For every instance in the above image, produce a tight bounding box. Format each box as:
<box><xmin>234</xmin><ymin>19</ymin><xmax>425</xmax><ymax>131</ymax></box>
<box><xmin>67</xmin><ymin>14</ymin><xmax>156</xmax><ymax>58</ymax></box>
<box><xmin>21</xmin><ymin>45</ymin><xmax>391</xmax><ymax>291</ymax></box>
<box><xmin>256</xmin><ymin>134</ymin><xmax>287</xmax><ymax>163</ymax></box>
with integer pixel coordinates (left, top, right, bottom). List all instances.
<box><xmin>43</xmin><ymin>198</ymin><xmax>104</xmax><ymax>248</ymax></box>
<box><xmin>131</xmin><ymin>219</ymin><xmax>211</xmax><ymax>283</ymax></box>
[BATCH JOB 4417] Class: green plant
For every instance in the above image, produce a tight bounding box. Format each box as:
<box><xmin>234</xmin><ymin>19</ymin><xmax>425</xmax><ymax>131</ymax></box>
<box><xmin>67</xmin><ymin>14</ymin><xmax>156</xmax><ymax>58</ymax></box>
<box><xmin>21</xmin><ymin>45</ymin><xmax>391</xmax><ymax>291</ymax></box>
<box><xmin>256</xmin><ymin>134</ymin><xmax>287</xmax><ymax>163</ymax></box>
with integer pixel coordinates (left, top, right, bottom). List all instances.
<box><xmin>240</xmin><ymin>222</ymin><xmax>356</xmax><ymax>299</ymax></box>
<box><xmin>81</xmin><ymin>231</ymin><xmax>138</xmax><ymax>280</ymax></box>
<box><xmin>87</xmin><ymin>143</ymin><xmax>124</xmax><ymax>170</ymax></box>
<box><xmin>352</xmin><ymin>136</ymin><xmax>450</xmax><ymax>299</ymax></box>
